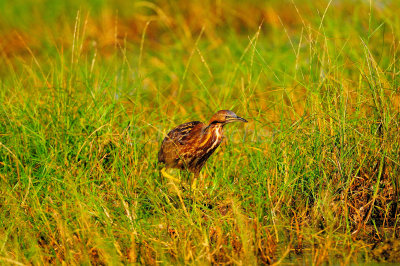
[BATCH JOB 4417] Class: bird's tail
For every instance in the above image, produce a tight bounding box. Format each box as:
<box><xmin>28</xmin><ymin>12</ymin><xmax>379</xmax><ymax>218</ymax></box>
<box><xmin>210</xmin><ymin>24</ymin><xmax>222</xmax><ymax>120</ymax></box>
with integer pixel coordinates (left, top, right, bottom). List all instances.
<box><xmin>157</xmin><ymin>148</ymin><xmax>165</xmax><ymax>163</ymax></box>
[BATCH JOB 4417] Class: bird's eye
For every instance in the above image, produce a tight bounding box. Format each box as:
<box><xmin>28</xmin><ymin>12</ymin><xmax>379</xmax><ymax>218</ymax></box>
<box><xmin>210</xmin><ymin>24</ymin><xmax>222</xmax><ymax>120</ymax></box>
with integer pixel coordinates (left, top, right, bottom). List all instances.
<box><xmin>225</xmin><ymin>116</ymin><xmax>229</xmax><ymax>119</ymax></box>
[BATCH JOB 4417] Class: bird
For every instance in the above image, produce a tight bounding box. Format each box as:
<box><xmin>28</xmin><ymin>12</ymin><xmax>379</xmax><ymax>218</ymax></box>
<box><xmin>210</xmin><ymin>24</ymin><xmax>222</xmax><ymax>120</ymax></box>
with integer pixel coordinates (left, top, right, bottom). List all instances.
<box><xmin>158</xmin><ymin>110</ymin><xmax>247</xmax><ymax>181</ymax></box>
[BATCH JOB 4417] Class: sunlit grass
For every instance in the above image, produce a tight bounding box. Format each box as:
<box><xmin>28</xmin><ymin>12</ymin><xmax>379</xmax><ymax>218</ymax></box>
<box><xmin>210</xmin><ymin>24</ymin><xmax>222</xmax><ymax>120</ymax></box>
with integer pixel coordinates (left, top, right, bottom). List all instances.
<box><xmin>1</xmin><ymin>0</ymin><xmax>400</xmax><ymax>264</ymax></box>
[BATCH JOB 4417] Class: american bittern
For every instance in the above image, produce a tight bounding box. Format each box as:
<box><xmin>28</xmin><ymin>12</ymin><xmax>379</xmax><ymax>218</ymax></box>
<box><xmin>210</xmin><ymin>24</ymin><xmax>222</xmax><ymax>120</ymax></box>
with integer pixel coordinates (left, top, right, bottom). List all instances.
<box><xmin>158</xmin><ymin>110</ymin><xmax>247</xmax><ymax>180</ymax></box>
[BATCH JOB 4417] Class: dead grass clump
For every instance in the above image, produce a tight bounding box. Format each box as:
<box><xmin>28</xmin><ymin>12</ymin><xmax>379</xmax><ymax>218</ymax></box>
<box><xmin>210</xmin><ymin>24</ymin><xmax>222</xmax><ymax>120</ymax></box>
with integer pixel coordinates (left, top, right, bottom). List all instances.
<box><xmin>207</xmin><ymin>199</ymin><xmax>277</xmax><ymax>264</ymax></box>
<box><xmin>344</xmin><ymin>156</ymin><xmax>398</xmax><ymax>241</ymax></box>
<box><xmin>371</xmin><ymin>239</ymin><xmax>400</xmax><ymax>263</ymax></box>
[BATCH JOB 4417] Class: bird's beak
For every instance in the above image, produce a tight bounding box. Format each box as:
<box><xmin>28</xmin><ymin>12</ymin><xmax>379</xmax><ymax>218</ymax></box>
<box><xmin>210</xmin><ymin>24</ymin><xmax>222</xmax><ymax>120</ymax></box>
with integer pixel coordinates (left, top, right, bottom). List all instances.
<box><xmin>235</xmin><ymin>116</ymin><xmax>248</xmax><ymax>123</ymax></box>
<box><xmin>227</xmin><ymin>116</ymin><xmax>248</xmax><ymax>123</ymax></box>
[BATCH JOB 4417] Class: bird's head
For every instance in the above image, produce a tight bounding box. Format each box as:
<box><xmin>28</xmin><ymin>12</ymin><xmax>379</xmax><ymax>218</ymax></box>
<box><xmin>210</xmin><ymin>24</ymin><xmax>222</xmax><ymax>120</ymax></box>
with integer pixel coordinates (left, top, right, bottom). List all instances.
<box><xmin>208</xmin><ymin>110</ymin><xmax>248</xmax><ymax>126</ymax></box>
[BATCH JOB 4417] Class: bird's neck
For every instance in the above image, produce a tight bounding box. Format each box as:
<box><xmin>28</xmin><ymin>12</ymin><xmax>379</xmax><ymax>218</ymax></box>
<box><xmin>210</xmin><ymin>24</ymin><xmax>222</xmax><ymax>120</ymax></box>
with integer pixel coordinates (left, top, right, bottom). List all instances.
<box><xmin>204</xmin><ymin>123</ymin><xmax>223</xmax><ymax>134</ymax></box>
<box><xmin>203</xmin><ymin>123</ymin><xmax>224</xmax><ymax>142</ymax></box>
<box><xmin>199</xmin><ymin>123</ymin><xmax>223</xmax><ymax>148</ymax></box>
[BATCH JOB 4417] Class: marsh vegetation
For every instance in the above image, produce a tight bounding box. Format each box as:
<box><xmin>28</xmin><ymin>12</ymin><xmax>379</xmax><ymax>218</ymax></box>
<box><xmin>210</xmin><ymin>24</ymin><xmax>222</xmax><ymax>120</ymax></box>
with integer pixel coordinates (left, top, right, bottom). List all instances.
<box><xmin>1</xmin><ymin>0</ymin><xmax>400</xmax><ymax>264</ymax></box>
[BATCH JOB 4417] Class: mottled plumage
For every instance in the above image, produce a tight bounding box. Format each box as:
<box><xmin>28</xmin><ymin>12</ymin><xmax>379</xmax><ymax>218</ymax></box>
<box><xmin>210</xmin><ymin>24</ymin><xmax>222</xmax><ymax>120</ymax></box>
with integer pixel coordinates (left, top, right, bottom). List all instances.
<box><xmin>158</xmin><ymin>110</ymin><xmax>247</xmax><ymax>175</ymax></box>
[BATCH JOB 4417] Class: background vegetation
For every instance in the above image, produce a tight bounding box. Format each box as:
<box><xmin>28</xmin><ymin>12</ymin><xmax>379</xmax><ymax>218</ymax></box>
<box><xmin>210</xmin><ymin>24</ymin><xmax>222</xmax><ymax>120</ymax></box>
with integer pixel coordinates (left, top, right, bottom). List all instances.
<box><xmin>1</xmin><ymin>0</ymin><xmax>400</xmax><ymax>264</ymax></box>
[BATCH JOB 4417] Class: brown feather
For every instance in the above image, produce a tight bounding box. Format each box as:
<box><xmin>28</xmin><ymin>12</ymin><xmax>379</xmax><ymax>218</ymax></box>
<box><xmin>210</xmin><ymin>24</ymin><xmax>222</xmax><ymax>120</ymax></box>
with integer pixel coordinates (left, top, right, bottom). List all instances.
<box><xmin>158</xmin><ymin>110</ymin><xmax>247</xmax><ymax>176</ymax></box>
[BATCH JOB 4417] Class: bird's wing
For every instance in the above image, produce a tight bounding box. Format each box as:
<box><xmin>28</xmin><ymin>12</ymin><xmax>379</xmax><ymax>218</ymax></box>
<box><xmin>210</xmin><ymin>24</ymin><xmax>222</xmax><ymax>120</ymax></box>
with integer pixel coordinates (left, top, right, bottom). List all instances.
<box><xmin>158</xmin><ymin>121</ymin><xmax>203</xmax><ymax>163</ymax></box>
<box><xmin>166</xmin><ymin>121</ymin><xmax>203</xmax><ymax>145</ymax></box>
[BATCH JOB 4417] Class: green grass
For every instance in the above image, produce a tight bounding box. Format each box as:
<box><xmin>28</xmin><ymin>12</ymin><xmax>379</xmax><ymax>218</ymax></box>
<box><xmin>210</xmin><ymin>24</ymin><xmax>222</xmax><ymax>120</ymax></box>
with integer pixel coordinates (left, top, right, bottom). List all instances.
<box><xmin>1</xmin><ymin>0</ymin><xmax>400</xmax><ymax>264</ymax></box>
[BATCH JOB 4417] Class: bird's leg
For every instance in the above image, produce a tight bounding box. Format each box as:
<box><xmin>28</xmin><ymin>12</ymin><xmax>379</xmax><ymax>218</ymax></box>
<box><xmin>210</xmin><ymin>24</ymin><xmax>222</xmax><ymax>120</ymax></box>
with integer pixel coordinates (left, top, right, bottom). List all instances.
<box><xmin>190</xmin><ymin>171</ymin><xmax>200</xmax><ymax>190</ymax></box>
<box><xmin>199</xmin><ymin>171</ymin><xmax>206</xmax><ymax>187</ymax></box>
<box><xmin>160</xmin><ymin>168</ymin><xmax>190</xmax><ymax>218</ymax></box>
<box><xmin>160</xmin><ymin>167</ymin><xmax>181</xmax><ymax>183</ymax></box>
<box><xmin>191</xmin><ymin>177</ymin><xmax>197</xmax><ymax>191</ymax></box>
<box><xmin>189</xmin><ymin>171</ymin><xmax>202</xmax><ymax>204</ymax></box>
